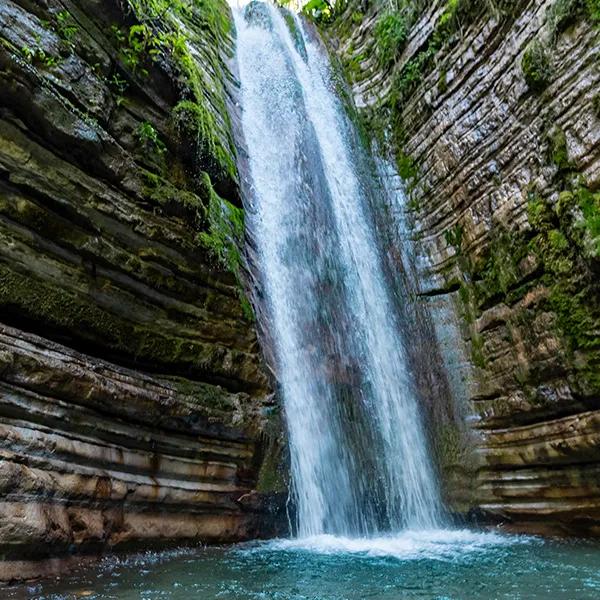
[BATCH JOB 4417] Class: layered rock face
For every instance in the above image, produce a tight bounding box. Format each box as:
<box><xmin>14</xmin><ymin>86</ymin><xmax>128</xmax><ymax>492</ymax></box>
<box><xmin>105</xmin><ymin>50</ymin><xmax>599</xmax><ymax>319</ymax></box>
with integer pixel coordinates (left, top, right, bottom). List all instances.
<box><xmin>327</xmin><ymin>0</ymin><xmax>600</xmax><ymax>534</ymax></box>
<box><xmin>0</xmin><ymin>0</ymin><xmax>283</xmax><ymax>580</ymax></box>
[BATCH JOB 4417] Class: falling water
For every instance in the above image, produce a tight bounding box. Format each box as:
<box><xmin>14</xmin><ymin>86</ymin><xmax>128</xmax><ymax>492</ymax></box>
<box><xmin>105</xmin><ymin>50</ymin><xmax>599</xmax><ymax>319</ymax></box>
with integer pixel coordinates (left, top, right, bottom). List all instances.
<box><xmin>232</xmin><ymin>1</ymin><xmax>441</xmax><ymax>537</ymax></box>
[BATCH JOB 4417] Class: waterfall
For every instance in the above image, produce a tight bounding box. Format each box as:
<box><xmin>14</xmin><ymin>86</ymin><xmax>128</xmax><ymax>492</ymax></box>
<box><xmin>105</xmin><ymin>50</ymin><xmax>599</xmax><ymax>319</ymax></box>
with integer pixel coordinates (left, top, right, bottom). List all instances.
<box><xmin>232</xmin><ymin>1</ymin><xmax>442</xmax><ymax>538</ymax></box>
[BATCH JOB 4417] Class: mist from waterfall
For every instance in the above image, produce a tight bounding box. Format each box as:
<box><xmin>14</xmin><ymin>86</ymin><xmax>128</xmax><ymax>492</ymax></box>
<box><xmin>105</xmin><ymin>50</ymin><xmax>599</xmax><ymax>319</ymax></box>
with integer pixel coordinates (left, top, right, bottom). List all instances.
<box><xmin>232</xmin><ymin>1</ymin><xmax>442</xmax><ymax>538</ymax></box>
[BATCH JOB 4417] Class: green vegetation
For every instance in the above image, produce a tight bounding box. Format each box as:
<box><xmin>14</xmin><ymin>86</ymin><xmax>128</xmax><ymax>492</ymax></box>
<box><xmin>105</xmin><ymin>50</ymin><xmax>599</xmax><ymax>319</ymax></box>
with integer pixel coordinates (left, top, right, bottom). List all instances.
<box><xmin>548</xmin><ymin>0</ymin><xmax>584</xmax><ymax>38</ymax></box>
<box><xmin>111</xmin><ymin>23</ymin><xmax>162</xmax><ymax>77</ymax></box>
<box><xmin>558</xmin><ymin>187</ymin><xmax>600</xmax><ymax>259</ymax></box>
<box><xmin>450</xmin><ymin>177</ymin><xmax>600</xmax><ymax>393</ymax></box>
<box><xmin>20</xmin><ymin>44</ymin><xmax>58</xmax><ymax>68</ymax></box>
<box><xmin>521</xmin><ymin>40</ymin><xmax>553</xmax><ymax>92</ymax></box>
<box><xmin>351</xmin><ymin>10</ymin><xmax>364</xmax><ymax>24</ymax></box>
<box><xmin>171</xmin><ymin>100</ymin><xmax>235</xmax><ymax>185</ymax></box>
<box><xmin>437</xmin><ymin>68</ymin><xmax>449</xmax><ymax>94</ymax></box>
<box><xmin>335</xmin><ymin>0</ymin><xmax>597</xmax><ymax>176</ymax></box>
<box><xmin>302</xmin><ymin>0</ymin><xmax>344</xmax><ymax>24</ymax></box>
<box><xmin>20</xmin><ymin>31</ymin><xmax>59</xmax><ymax>68</ymax></box>
<box><xmin>548</xmin><ymin>128</ymin><xmax>572</xmax><ymax>173</ymax></box>
<box><xmin>137</xmin><ymin>121</ymin><xmax>167</xmax><ymax>157</ymax></box>
<box><xmin>106</xmin><ymin>0</ymin><xmax>237</xmax><ymax>183</ymax></box>
<box><xmin>380</xmin><ymin>0</ymin><xmax>528</xmax><ymax>156</ymax></box>
<box><xmin>396</xmin><ymin>151</ymin><xmax>418</xmax><ymax>181</ymax></box>
<box><xmin>55</xmin><ymin>10</ymin><xmax>78</xmax><ymax>50</ymax></box>
<box><xmin>324</xmin><ymin>0</ymin><xmax>600</xmax><ymax>393</ymax></box>
<box><xmin>196</xmin><ymin>173</ymin><xmax>253</xmax><ymax>320</ymax></box>
<box><xmin>197</xmin><ymin>174</ymin><xmax>244</xmax><ymax>276</ymax></box>
<box><xmin>142</xmin><ymin>170</ymin><xmax>205</xmax><ymax>228</ymax></box>
<box><xmin>108</xmin><ymin>72</ymin><xmax>129</xmax><ymax>105</ymax></box>
<box><xmin>547</xmin><ymin>0</ymin><xmax>600</xmax><ymax>37</ymax></box>
<box><xmin>141</xmin><ymin>170</ymin><xmax>254</xmax><ymax>320</ymax></box>
<box><xmin>521</xmin><ymin>0</ymin><xmax>600</xmax><ymax>92</ymax></box>
<box><xmin>374</xmin><ymin>13</ymin><xmax>408</xmax><ymax>68</ymax></box>
<box><xmin>0</xmin><ymin>265</ymin><xmax>227</xmax><ymax>371</ymax></box>
<box><xmin>109</xmin><ymin>0</ymin><xmax>246</xmax><ymax>310</ymax></box>
<box><xmin>593</xmin><ymin>94</ymin><xmax>600</xmax><ymax>117</ymax></box>
<box><xmin>444</xmin><ymin>224</ymin><xmax>464</xmax><ymax>254</ymax></box>
<box><xmin>589</xmin><ymin>0</ymin><xmax>600</xmax><ymax>21</ymax></box>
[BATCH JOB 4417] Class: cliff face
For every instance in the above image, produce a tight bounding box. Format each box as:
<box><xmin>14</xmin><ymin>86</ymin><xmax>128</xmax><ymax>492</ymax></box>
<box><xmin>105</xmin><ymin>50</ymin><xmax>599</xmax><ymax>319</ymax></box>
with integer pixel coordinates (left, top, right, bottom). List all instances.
<box><xmin>327</xmin><ymin>0</ymin><xmax>600</xmax><ymax>535</ymax></box>
<box><xmin>0</xmin><ymin>0</ymin><xmax>284</xmax><ymax>580</ymax></box>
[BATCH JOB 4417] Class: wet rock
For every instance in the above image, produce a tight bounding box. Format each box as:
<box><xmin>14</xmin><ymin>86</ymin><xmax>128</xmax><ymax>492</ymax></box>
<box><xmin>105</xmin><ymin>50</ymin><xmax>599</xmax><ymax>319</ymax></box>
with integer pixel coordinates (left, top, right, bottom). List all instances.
<box><xmin>0</xmin><ymin>0</ymin><xmax>281</xmax><ymax>580</ymax></box>
<box><xmin>328</xmin><ymin>0</ymin><xmax>600</xmax><ymax>535</ymax></box>
<box><xmin>244</xmin><ymin>1</ymin><xmax>273</xmax><ymax>30</ymax></box>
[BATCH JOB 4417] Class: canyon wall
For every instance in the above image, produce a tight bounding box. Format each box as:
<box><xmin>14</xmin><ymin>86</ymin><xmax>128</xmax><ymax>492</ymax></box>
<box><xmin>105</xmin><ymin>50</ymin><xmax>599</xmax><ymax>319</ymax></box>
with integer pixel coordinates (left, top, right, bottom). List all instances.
<box><xmin>0</xmin><ymin>0</ymin><xmax>285</xmax><ymax>581</ymax></box>
<box><xmin>326</xmin><ymin>0</ymin><xmax>600</xmax><ymax>535</ymax></box>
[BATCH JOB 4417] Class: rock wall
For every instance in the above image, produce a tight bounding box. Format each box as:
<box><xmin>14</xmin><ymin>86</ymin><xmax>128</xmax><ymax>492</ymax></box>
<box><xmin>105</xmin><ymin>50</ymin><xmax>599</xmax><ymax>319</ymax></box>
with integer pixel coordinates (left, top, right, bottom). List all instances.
<box><xmin>0</xmin><ymin>0</ymin><xmax>285</xmax><ymax>580</ymax></box>
<box><xmin>326</xmin><ymin>0</ymin><xmax>600</xmax><ymax>535</ymax></box>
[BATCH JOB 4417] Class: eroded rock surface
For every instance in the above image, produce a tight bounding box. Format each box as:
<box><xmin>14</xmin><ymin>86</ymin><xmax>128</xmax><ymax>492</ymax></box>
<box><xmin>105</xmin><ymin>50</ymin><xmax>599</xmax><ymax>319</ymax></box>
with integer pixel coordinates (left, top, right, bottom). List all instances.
<box><xmin>0</xmin><ymin>0</ymin><xmax>285</xmax><ymax>580</ymax></box>
<box><xmin>328</xmin><ymin>0</ymin><xmax>600</xmax><ymax>534</ymax></box>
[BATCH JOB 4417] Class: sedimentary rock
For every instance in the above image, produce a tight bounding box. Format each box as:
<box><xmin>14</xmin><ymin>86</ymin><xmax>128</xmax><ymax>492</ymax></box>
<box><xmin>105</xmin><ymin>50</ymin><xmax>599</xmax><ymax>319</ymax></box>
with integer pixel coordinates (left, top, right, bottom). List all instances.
<box><xmin>327</xmin><ymin>0</ymin><xmax>600</xmax><ymax>535</ymax></box>
<box><xmin>0</xmin><ymin>0</ymin><xmax>285</xmax><ymax>580</ymax></box>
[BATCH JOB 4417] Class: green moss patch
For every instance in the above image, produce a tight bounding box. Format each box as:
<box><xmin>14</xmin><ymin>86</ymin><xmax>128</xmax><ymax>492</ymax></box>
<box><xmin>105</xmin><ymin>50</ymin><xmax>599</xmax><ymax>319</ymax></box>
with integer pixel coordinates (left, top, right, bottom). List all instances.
<box><xmin>0</xmin><ymin>264</ymin><xmax>234</xmax><ymax>374</ymax></box>
<box><xmin>522</xmin><ymin>40</ymin><xmax>553</xmax><ymax>92</ymax></box>
<box><xmin>196</xmin><ymin>173</ymin><xmax>254</xmax><ymax>321</ymax></box>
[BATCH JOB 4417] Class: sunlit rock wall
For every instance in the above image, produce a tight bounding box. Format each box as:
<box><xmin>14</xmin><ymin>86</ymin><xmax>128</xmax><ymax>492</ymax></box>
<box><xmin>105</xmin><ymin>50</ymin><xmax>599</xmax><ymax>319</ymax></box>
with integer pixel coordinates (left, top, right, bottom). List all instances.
<box><xmin>327</xmin><ymin>0</ymin><xmax>600</xmax><ymax>535</ymax></box>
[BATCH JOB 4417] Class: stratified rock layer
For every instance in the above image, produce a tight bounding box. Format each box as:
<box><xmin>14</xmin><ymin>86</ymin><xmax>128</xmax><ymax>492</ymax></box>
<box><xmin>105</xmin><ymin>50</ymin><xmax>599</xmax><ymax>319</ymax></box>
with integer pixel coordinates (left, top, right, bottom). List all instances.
<box><xmin>0</xmin><ymin>0</ymin><xmax>284</xmax><ymax>579</ymax></box>
<box><xmin>329</xmin><ymin>0</ymin><xmax>600</xmax><ymax>534</ymax></box>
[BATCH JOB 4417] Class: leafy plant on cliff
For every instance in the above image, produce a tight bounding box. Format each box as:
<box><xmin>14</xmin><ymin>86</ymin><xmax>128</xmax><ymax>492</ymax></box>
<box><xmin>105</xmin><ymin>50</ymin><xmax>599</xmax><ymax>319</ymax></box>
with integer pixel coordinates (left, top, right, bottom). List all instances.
<box><xmin>374</xmin><ymin>13</ymin><xmax>408</xmax><ymax>68</ymax></box>
<box><xmin>55</xmin><ymin>10</ymin><xmax>79</xmax><ymax>51</ymax></box>
<box><xmin>303</xmin><ymin>0</ymin><xmax>340</xmax><ymax>24</ymax></box>
<box><xmin>137</xmin><ymin>121</ymin><xmax>167</xmax><ymax>157</ymax></box>
<box><xmin>20</xmin><ymin>43</ymin><xmax>59</xmax><ymax>68</ymax></box>
<box><xmin>111</xmin><ymin>23</ymin><xmax>162</xmax><ymax>76</ymax></box>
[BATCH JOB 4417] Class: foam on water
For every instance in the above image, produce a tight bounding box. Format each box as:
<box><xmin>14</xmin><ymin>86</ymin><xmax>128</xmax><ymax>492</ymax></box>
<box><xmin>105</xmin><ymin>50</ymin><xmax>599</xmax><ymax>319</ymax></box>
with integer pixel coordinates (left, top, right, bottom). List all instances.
<box><xmin>259</xmin><ymin>529</ymin><xmax>529</xmax><ymax>561</ymax></box>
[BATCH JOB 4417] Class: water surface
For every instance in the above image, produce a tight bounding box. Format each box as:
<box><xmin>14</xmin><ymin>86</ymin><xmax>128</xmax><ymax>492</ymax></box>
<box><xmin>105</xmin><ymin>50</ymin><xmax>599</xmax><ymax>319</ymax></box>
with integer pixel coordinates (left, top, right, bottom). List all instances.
<box><xmin>7</xmin><ymin>530</ymin><xmax>600</xmax><ymax>599</ymax></box>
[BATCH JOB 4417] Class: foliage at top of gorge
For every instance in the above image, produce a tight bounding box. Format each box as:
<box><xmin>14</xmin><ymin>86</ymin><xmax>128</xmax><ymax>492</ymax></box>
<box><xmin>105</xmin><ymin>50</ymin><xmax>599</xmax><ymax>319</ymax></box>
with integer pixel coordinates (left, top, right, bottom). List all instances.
<box><xmin>311</xmin><ymin>0</ymin><xmax>599</xmax><ymax>103</ymax></box>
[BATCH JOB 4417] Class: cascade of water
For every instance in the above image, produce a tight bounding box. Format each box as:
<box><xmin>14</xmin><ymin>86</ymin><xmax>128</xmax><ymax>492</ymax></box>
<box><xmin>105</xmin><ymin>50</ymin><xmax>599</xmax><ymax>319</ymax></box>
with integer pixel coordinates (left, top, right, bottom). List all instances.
<box><xmin>232</xmin><ymin>1</ymin><xmax>442</xmax><ymax>537</ymax></box>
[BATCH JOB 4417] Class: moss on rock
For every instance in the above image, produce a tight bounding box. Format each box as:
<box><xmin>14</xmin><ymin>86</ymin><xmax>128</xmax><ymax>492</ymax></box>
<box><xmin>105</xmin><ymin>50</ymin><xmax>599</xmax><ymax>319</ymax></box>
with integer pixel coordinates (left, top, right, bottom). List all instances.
<box><xmin>522</xmin><ymin>39</ymin><xmax>553</xmax><ymax>92</ymax></box>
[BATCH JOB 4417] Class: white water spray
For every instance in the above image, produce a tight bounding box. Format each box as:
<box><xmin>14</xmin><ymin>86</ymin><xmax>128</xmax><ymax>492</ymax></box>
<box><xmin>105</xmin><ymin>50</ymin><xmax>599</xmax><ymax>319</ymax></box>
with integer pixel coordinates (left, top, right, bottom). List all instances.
<box><xmin>232</xmin><ymin>1</ymin><xmax>441</xmax><ymax>538</ymax></box>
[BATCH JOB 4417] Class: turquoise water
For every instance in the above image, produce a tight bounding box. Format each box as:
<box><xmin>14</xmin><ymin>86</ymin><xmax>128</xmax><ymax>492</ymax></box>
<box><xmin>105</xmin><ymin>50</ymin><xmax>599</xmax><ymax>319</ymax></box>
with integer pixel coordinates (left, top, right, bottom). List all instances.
<box><xmin>6</xmin><ymin>529</ymin><xmax>600</xmax><ymax>599</ymax></box>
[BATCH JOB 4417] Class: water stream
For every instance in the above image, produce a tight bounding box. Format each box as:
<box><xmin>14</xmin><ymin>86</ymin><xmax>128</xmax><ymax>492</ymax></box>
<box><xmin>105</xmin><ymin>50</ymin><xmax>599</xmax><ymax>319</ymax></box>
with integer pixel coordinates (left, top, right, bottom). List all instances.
<box><xmin>233</xmin><ymin>0</ymin><xmax>439</xmax><ymax>539</ymax></box>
